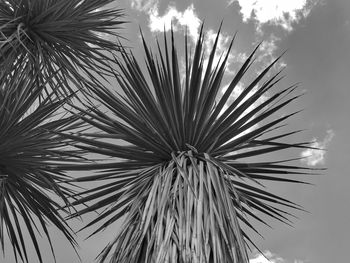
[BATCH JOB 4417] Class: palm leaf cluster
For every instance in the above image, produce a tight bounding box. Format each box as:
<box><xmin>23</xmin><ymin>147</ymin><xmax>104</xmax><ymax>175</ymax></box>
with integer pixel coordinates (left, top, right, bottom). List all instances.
<box><xmin>65</xmin><ymin>27</ymin><xmax>314</xmax><ymax>263</ymax></box>
<box><xmin>0</xmin><ymin>66</ymin><xmax>84</xmax><ymax>262</ymax></box>
<box><xmin>0</xmin><ymin>0</ymin><xmax>125</xmax><ymax>97</ymax></box>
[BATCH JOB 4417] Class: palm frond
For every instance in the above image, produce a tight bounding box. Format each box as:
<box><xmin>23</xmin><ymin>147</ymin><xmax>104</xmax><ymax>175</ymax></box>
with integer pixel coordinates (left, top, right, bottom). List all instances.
<box><xmin>0</xmin><ymin>68</ymin><xmax>85</xmax><ymax>263</ymax></box>
<box><xmin>68</xmin><ymin>26</ymin><xmax>316</xmax><ymax>262</ymax></box>
<box><xmin>0</xmin><ymin>0</ymin><xmax>126</xmax><ymax>97</ymax></box>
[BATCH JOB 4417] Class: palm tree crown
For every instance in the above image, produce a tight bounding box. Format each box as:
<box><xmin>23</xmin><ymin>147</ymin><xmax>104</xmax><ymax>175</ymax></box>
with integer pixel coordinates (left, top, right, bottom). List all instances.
<box><xmin>0</xmin><ymin>1</ymin><xmax>127</xmax><ymax>262</ymax></box>
<box><xmin>66</xmin><ymin>26</ymin><xmax>314</xmax><ymax>263</ymax></box>
<box><xmin>0</xmin><ymin>0</ymin><xmax>126</xmax><ymax>97</ymax></box>
<box><xmin>0</xmin><ymin>67</ymin><xmax>86</xmax><ymax>263</ymax></box>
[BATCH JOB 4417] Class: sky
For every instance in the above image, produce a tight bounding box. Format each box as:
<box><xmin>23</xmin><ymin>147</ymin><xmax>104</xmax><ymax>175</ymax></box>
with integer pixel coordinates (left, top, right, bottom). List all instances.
<box><xmin>3</xmin><ymin>0</ymin><xmax>350</xmax><ymax>262</ymax></box>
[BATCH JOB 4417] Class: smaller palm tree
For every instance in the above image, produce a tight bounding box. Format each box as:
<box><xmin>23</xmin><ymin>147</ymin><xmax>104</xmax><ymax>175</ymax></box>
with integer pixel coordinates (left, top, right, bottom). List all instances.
<box><xmin>0</xmin><ymin>67</ymin><xmax>85</xmax><ymax>263</ymax></box>
<box><xmin>66</xmin><ymin>26</ymin><xmax>314</xmax><ymax>263</ymax></box>
<box><xmin>0</xmin><ymin>0</ymin><xmax>126</xmax><ymax>97</ymax></box>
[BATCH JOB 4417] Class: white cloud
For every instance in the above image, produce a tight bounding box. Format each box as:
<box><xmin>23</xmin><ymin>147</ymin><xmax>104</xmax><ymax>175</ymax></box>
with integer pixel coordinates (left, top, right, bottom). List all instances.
<box><xmin>249</xmin><ymin>251</ymin><xmax>306</xmax><ymax>263</ymax></box>
<box><xmin>232</xmin><ymin>0</ymin><xmax>316</xmax><ymax>31</ymax></box>
<box><xmin>301</xmin><ymin>129</ymin><xmax>335</xmax><ymax>166</ymax></box>
<box><xmin>255</xmin><ymin>34</ymin><xmax>287</xmax><ymax>72</ymax></box>
<box><xmin>148</xmin><ymin>4</ymin><xmax>201</xmax><ymax>43</ymax></box>
<box><xmin>203</xmin><ymin>30</ymin><xmax>251</xmax><ymax>76</ymax></box>
<box><xmin>250</xmin><ymin>251</ymin><xmax>285</xmax><ymax>263</ymax></box>
<box><xmin>203</xmin><ymin>29</ymin><xmax>236</xmax><ymax>74</ymax></box>
<box><xmin>134</xmin><ymin>2</ymin><xmax>247</xmax><ymax>76</ymax></box>
<box><xmin>257</xmin><ymin>34</ymin><xmax>280</xmax><ymax>62</ymax></box>
<box><xmin>131</xmin><ymin>0</ymin><xmax>158</xmax><ymax>12</ymax></box>
<box><xmin>236</xmin><ymin>52</ymin><xmax>248</xmax><ymax>63</ymax></box>
<box><xmin>219</xmin><ymin>82</ymin><xmax>269</xmax><ymax>139</ymax></box>
<box><xmin>222</xmin><ymin>82</ymin><xmax>268</xmax><ymax>114</ymax></box>
<box><xmin>147</xmin><ymin>5</ymin><xmax>241</xmax><ymax>77</ymax></box>
<box><xmin>204</xmin><ymin>29</ymin><xmax>231</xmax><ymax>56</ymax></box>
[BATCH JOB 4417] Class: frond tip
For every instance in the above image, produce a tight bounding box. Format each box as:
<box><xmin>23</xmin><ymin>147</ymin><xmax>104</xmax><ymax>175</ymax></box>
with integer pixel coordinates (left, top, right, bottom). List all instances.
<box><xmin>68</xmin><ymin>26</ymin><xmax>316</xmax><ymax>262</ymax></box>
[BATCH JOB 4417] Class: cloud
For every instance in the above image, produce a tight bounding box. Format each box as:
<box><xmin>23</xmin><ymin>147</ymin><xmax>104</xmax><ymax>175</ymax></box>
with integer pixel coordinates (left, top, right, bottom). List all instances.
<box><xmin>257</xmin><ymin>34</ymin><xmax>280</xmax><ymax>62</ymax></box>
<box><xmin>255</xmin><ymin>34</ymin><xmax>287</xmax><ymax>72</ymax></box>
<box><xmin>203</xmin><ymin>29</ymin><xmax>237</xmax><ymax>74</ymax></box>
<box><xmin>254</xmin><ymin>34</ymin><xmax>281</xmax><ymax>72</ymax></box>
<box><xmin>249</xmin><ymin>251</ymin><xmax>306</xmax><ymax>263</ymax></box>
<box><xmin>130</xmin><ymin>0</ymin><xmax>200</xmax><ymax>36</ymax></box>
<box><xmin>131</xmin><ymin>0</ymin><xmax>158</xmax><ymax>12</ymax></box>
<box><xmin>133</xmin><ymin>2</ymin><xmax>249</xmax><ymax>76</ymax></box>
<box><xmin>204</xmin><ymin>29</ymin><xmax>231</xmax><ymax>57</ymax></box>
<box><xmin>146</xmin><ymin>4</ymin><xmax>242</xmax><ymax>77</ymax></box>
<box><xmin>148</xmin><ymin>4</ymin><xmax>201</xmax><ymax>43</ymax></box>
<box><xmin>232</xmin><ymin>0</ymin><xmax>317</xmax><ymax>31</ymax></box>
<box><xmin>236</xmin><ymin>52</ymin><xmax>248</xmax><ymax>63</ymax></box>
<box><xmin>250</xmin><ymin>251</ymin><xmax>285</xmax><ymax>263</ymax></box>
<box><xmin>222</xmin><ymin>82</ymin><xmax>269</xmax><ymax>115</ymax></box>
<box><xmin>203</xmin><ymin>30</ymin><xmax>253</xmax><ymax>76</ymax></box>
<box><xmin>219</xmin><ymin>82</ymin><xmax>269</xmax><ymax>140</ymax></box>
<box><xmin>300</xmin><ymin>129</ymin><xmax>335</xmax><ymax>166</ymax></box>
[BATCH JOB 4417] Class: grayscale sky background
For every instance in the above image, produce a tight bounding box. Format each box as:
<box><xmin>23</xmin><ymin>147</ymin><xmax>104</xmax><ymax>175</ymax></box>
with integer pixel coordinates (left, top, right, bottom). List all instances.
<box><xmin>3</xmin><ymin>0</ymin><xmax>350</xmax><ymax>262</ymax></box>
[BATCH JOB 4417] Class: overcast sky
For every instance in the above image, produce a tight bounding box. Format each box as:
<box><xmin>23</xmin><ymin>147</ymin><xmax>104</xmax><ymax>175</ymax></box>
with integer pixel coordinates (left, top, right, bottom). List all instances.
<box><xmin>3</xmin><ymin>0</ymin><xmax>350</xmax><ymax>262</ymax></box>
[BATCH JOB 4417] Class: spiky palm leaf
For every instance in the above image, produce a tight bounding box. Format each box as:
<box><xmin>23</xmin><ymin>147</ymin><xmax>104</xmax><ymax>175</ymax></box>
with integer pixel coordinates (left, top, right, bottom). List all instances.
<box><xmin>67</xmin><ymin>26</ymin><xmax>314</xmax><ymax>263</ymax></box>
<box><xmin>0</xmin><ymin>0</ymin><xmax>126</xmax><ymax>97</ymax></box>
<box><xmin>0</xmin><ymin>68</ymin><xmax>85</xmax><ymax>263</ymax></box>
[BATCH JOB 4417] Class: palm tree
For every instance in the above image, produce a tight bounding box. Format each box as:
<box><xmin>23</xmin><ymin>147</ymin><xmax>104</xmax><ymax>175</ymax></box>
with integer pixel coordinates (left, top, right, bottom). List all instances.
<box><xmin>0</xmin><ymin>1</ymin><xmax>316</xmax><ymax>262</ymax></box>
<box><xmin>66</xmin><ymin>26</ymin><xmax>314</xmax><ymax>263</ymax></box>
<box><xmin>0</xmin><ymin>1</ymin><xmax>125</xmax><ymax>262</ymax></box>
<box><xmin>0</xmin><ymin>0</ymin><xmax>126</xmax><ymax>98</ymax></box>
<box><xmin>0</xmin><ymin>67</ymin><xmax>85</xmax><ymax>263</ymax></box>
